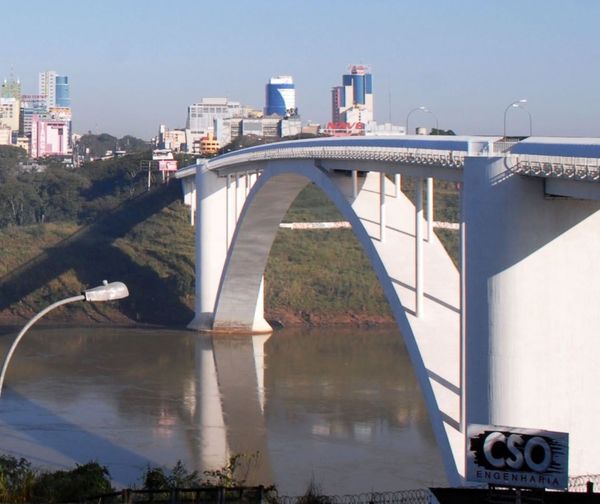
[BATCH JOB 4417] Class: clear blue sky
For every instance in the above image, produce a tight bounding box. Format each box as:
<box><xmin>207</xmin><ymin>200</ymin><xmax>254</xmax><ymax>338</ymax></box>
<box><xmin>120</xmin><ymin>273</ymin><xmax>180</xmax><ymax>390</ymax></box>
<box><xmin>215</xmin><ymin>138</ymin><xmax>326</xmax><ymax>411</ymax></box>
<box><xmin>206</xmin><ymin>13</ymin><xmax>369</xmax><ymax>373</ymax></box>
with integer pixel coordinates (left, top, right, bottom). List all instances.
<box><xmin>2</xmin><ymin>0</ymin><xmax>599</xmax><ymax>139</ymax></box>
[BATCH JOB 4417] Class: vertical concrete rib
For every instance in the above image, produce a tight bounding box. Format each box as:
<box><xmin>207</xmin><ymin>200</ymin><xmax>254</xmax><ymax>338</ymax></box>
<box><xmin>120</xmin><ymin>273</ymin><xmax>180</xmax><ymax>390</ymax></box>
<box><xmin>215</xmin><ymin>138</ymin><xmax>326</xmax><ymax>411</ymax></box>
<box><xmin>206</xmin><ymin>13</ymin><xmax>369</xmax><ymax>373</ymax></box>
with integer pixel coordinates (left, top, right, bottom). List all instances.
<box><xmin>380</xmin><ymin>172</ymin><xmax>386</xmax><ymax>242</ymax></box>
<box><xmin>395</xmin><ymin>173</ymin><xmax>401</xmax><ymax>197</ymax></box>
<box><xmin>459</xmin><ymin>182</ymin><xmax>466</xmax><ymax>433</ymax></box>
<box><xmin>415</xmin><ymin>177</ymin><xmax>424</xmax><ymax>317</ymax></box>
<box><xmin>234</xmin><ymin>173</ymin><xmax>239</xmax><ymax>221</ymax></box>
<box><xmin>226</xmin><ymin>174</ymin><xmax>231</xmax><ymax>247</ymax></box>
<box><xmin>427</xmin><ymin>177</ymin><xmax>433</xmax><ymax>242</ymax></box>
<box><xmin>352</xmin><ymin>170</ymin><xmax>358</xmax><ymax>199</ymax></box>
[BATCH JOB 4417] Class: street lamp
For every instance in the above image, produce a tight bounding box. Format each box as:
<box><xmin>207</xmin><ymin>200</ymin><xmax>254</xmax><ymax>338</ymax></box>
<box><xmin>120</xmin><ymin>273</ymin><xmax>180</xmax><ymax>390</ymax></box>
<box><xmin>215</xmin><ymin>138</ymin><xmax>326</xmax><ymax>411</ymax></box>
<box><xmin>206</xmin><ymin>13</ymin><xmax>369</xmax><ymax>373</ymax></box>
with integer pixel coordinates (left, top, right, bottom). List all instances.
<box><xmin>503</xmin><ymin>99</ymin><xmax>532</xmax><ymax>138</ymax></box>
<box><xmin>0</xmin><ymin>281</ymin><xmax>129</xmax><ymax>398</ymax></box>
<box><xmin>406</xmin><ymin>106</ymin><xmax>439</xmax><ymax>134</ymax></box>
<box><xmin>406</xmin><ymin>106</ymin><xmax>427</xmax><ymax>134</ymax></box>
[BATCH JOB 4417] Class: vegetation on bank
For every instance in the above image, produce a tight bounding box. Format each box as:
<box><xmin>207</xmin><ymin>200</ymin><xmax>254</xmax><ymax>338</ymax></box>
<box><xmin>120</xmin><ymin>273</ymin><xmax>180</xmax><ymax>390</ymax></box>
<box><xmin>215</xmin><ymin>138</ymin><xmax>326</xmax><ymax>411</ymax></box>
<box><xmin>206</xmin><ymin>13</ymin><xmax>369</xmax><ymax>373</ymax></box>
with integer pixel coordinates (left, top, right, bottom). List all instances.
<box><xmin>0</xmin><ymin>454</ymin><xmax>263</xmax><ymax>503</ymax></box>
<box><xmin>0</xmin><ymin>147</ymin><xmax>459</xmax><ymax>326</ymax></box>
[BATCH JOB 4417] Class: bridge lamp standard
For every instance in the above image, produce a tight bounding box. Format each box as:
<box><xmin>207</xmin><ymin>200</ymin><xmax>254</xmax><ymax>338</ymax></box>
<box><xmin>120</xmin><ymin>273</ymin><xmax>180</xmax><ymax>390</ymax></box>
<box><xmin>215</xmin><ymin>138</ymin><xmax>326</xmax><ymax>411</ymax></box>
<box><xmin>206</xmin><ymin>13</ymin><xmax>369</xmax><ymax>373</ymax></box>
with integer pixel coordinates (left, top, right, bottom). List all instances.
<box><xmin>406</xmin><ymin>106</ymin><xmax>439</xmax><ymax>134</ymax></box>
<box><xmin>503</xmin><ymin>99</ymin><xmax>532</xmax><ymax>138</ymax></box>
<box><xmin>406</xmin><ymin>106</ymin><xmax>427</xmax><ymax>134</ymax></box>
<box><xmin>0</xmin><ymin>281</ymin><xmax>129</xmax><ymax>399</ymax></box>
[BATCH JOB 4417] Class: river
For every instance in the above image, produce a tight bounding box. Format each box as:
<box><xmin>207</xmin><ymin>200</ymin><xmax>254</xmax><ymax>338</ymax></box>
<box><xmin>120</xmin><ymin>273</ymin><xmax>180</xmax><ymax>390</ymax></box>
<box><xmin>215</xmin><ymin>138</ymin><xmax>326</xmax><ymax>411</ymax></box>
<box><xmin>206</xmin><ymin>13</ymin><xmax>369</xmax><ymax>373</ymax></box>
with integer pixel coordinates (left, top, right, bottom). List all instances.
<box><xmin>0</xmin><ymin>325</ymin><xmax>445</xmax><ymax>495</ymax></box>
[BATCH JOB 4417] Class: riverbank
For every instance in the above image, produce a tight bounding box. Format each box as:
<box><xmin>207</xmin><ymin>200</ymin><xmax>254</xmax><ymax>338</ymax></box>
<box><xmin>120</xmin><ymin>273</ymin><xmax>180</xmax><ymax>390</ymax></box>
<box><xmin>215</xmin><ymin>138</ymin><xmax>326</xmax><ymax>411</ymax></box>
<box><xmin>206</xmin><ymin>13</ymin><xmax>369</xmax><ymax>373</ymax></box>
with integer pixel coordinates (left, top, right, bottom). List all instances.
<box><xmin>0</xmin><ymin>176</ymin><xmax>461</xmax><ymax>328</ymax></box>
<box><xmin>0</xmin><ymin>183</ymin><xmax>400</xmax><ymax>327</ymax></box>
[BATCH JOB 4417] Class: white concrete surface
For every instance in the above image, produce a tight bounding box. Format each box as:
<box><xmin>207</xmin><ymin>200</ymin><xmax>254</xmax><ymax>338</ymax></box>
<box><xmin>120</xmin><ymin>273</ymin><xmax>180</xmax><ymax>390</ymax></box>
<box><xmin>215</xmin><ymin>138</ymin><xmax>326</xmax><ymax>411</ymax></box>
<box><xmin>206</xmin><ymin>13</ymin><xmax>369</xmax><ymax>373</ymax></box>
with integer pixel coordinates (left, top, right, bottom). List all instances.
<box><xmin>464</xmin><ymin>156</ymin><xmax>600</xmax><ymax>478</ymax></box>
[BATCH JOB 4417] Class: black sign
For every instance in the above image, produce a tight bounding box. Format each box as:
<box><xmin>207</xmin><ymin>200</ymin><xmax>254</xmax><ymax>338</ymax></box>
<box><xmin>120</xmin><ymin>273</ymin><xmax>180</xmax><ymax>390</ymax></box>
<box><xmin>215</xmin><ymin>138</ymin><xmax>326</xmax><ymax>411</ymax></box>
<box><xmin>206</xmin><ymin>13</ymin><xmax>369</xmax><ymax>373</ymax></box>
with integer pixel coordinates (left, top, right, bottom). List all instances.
<box><xmin>466</xmin><ymin>424</ymin><xmax>568</xmax><ymax>489</ymax></box>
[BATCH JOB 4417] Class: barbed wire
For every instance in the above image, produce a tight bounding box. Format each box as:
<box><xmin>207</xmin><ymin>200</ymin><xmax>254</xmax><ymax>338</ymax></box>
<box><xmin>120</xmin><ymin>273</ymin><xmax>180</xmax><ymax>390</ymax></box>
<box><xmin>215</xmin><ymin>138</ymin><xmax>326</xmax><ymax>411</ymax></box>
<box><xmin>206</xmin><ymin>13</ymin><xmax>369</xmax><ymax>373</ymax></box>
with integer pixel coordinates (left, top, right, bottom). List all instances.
<box><xmin>276</xmin><ymin>489</ymin><xmax>433</xmax><ymax>504</ymax></box>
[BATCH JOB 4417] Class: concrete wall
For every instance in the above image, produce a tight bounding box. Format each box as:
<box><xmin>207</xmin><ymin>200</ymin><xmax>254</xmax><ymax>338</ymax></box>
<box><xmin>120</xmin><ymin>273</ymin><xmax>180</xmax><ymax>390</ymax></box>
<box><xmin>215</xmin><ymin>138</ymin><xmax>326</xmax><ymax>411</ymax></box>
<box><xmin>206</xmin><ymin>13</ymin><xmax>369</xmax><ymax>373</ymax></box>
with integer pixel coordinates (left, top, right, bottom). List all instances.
<box><xmin>464</xmin><ymin>156</ymin><xmax>600</xmax><ymax>476</ymax></box>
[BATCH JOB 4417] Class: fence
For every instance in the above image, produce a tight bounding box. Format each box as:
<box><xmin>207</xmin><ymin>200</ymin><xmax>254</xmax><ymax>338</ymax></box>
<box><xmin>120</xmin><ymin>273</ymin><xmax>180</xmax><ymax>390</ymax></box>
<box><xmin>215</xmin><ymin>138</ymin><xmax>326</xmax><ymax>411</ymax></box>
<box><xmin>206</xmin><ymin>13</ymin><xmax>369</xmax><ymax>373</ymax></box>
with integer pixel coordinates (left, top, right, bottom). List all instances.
<box><xmin>69</xmin><ymin>487</ymin><xmax>433</xmax><ymax>504</ymax></box>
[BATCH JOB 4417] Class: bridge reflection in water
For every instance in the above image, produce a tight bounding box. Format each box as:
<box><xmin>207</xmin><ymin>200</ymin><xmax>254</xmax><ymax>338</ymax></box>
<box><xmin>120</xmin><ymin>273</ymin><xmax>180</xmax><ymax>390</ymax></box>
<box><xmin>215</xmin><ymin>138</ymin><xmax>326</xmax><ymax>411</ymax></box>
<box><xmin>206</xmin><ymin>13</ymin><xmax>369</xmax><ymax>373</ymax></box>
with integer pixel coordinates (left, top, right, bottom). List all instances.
<box><xmin>0</xmin><ymin>326</ymin><xmax>444</xmax><ymax>493</ymax></box>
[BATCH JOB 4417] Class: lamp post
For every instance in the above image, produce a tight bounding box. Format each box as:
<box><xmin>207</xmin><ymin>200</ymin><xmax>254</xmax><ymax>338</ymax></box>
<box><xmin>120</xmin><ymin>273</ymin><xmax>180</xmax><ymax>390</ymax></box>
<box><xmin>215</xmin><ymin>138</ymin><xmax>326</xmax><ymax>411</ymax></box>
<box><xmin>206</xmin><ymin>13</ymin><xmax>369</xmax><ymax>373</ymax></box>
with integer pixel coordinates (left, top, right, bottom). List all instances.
<box><xmin>0</xmin><ymin>281</ymin><xmax>129</xmax><ymax>398</ymax></box>
<box><xmin>426</xmin><ymin>109</ymin><xmax>439</xmax><ymax>133</ymax></box>
<box><xmin>503</xmin><ymin>99</ymin><xmax>531</xmax><ymax>138</ymax></box>
<box><xmin>406</xmin><ymin>106</ymin><xmax>427</xmax><ymax>134</ymax></box>
<box><xmin>406</xmin><ymin>106</ymin><xmax>439</xmax><ymax>134</ymax></box>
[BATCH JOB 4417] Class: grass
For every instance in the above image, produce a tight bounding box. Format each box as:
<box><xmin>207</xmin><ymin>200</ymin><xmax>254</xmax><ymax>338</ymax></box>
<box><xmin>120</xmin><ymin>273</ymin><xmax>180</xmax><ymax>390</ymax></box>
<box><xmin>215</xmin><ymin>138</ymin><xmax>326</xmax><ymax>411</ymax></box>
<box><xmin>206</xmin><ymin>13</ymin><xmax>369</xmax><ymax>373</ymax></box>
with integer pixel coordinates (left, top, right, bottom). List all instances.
<box><xmin>265</xmin><ymin>228</ymin><xmax>391</xmax><ymax>322</ymax></box>
<box><xmin>0</xmin><ymin>177</ymin><xmax>460</xmax><ymax>326</ymax></box>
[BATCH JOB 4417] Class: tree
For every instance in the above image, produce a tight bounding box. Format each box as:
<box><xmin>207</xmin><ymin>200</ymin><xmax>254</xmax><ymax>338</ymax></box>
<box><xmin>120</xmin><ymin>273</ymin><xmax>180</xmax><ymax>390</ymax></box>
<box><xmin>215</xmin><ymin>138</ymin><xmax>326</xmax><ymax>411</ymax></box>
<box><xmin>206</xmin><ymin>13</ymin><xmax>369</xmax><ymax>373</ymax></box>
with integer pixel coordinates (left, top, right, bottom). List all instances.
<box><xmin>32</xmin><ymin>462</ymin><xmax>113</xmax><ymax>503</ymax></box>
<box><xmin>430</xmin><ymin>128</ymin><xmax>456</xmax><ymax>136</ymax></box>
<box><xmin>0</xmin><ymin>179</ymin><xmax>42</xmax><ymax>226</ymax></box>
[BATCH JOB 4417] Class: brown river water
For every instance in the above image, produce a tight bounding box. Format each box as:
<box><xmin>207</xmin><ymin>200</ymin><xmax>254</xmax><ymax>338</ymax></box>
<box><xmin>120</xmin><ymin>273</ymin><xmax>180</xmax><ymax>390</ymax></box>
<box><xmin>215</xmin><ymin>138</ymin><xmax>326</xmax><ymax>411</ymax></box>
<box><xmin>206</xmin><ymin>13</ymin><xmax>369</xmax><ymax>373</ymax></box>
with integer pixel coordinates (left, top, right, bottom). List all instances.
<box><xmin>0</xmin><ymin>325</ymin><xmax>445</xmax><ymax>495</ymax></box>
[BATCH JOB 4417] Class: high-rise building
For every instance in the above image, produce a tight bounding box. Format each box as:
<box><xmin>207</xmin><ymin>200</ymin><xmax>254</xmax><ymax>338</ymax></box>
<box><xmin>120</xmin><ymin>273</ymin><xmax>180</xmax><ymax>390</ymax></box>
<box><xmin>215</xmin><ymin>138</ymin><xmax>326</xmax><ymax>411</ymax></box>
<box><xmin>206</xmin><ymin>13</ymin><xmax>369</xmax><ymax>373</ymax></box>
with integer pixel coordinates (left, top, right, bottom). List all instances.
<box><xmin>331</xmin><ymin>65</ymin><xmax>373</xmax><ymax>125</ymax></box>
<box><xmin>20</xmin><ymin>95</ymin><xmax>47</xmax><ymax>135</ymax></box>
<box><xmin>265</xmin><ymin>76</ymin><xmax>296</xmax><ymax>117</ymax></box>
<box><xmin>39</xmin><ymin>70</ymin><xmax>57</xmax><ymax>108</ymax></box>
<box><xmin>55</xmin><ymin>76</ymin><xmax>70</xmax><ymax>107</ymax></box>
<box><xmin>186</xmin><ymin>97</ymin><xmax>243</xmax><ymax>150</ymax></box>
<box><xmin>331</xmin><ymin>86</ymin><xmax>344</xmax><ymax>123</ymax></box>
<box><xmin>0</xmin><ymin>98</ymin><xmax>20</xmax><ymax>133</ymax></box>
<box><xmin>186</xmin><ymin>97</ymin><xmax>242</xmax><ymax>135</ymax></box>
<box><xmin>1</xmin><ymin>77</ymin><xmax>21</xmax><ymax>100</ymax></box>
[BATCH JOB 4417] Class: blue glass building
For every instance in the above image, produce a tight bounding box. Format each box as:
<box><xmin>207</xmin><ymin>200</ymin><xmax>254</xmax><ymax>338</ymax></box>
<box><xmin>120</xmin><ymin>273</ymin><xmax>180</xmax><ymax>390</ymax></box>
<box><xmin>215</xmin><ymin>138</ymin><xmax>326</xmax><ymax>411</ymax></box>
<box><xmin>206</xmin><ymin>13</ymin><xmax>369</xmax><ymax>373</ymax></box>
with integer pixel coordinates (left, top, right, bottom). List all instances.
<box><xmin>55</xmin><ymin>76</ymin><xmax>70</xmax><ymax>107</ymax></box>
<box><xmin>264</xmin><ymin>76</ymin><xmax>296</xmax><ymax>117</ymax></box>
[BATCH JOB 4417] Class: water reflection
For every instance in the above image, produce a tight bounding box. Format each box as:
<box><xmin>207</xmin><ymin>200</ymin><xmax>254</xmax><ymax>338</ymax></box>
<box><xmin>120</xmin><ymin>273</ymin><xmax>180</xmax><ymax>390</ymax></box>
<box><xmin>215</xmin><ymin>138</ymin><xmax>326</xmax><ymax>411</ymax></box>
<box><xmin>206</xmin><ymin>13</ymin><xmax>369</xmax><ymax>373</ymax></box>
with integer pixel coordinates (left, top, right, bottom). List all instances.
<box><xmin>0</xmin><ymin>326</ymin><xmax>445</xmax><ymax>493</ymax></box>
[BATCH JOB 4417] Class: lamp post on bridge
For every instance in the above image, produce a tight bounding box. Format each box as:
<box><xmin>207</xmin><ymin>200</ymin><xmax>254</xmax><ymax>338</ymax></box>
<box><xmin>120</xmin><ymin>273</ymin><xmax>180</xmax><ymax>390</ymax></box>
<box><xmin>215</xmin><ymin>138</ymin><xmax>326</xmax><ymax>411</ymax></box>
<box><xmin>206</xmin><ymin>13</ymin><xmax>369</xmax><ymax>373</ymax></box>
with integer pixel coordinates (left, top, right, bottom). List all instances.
<box><xmin>406</xmin><ymin>106</ymin><xmax>439</xmax><ymax>134</ymax></box>
<box><xmin>0</xmin><ymin>281</ymin><xmax>130</xmax><ymax>398</ymax></box>
<box><xmin>503</xmin><ymin>99</ymin><xmax>532</xmax><ymax>138</ymax></box>
<box><xmin>406</xmin><ymin>106</ymin><xmax>427</xmax><ymax>134</ymax></box>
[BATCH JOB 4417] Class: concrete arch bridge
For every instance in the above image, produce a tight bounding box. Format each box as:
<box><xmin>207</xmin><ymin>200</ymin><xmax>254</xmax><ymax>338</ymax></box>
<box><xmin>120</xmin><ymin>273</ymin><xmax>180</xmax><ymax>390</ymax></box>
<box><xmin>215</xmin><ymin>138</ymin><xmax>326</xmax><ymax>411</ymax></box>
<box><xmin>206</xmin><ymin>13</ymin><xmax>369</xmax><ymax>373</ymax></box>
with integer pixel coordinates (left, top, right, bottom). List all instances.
<box><xmin>175</xmin><ymin>135</ymin><xmax>600</xmax><ymax>487</ymax></box>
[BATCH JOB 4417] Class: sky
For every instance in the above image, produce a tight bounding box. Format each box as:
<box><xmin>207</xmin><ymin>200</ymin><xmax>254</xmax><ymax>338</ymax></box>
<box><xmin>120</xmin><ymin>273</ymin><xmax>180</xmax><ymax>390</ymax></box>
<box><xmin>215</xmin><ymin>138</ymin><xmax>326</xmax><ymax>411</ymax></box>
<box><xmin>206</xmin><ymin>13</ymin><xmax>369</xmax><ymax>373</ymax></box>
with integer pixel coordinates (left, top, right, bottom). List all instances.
<box><xmin>2</xmin><ymin>0</ymin><xmax>599</xmax><ymax>139</ymax></box>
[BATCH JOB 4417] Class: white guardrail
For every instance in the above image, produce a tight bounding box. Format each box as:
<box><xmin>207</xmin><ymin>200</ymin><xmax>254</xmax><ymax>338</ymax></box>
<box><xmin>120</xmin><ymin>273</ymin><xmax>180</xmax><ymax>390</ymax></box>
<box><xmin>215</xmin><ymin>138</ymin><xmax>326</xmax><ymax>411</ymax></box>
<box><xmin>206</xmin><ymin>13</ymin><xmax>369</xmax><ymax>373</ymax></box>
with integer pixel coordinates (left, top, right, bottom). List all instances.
<box><xmin>513</xmin><ymin>155</ymin><xmax>600</xmax><ymax>182</ymax></box>
<box><xmin>199</xmin><ymin>143</ymin><xmax>600</xmax><ymax>184</ymax></box>
<box><xmin>208</xmin><ymin>145</ymin><xmax>467</xmax><ymax>171</ymax></box>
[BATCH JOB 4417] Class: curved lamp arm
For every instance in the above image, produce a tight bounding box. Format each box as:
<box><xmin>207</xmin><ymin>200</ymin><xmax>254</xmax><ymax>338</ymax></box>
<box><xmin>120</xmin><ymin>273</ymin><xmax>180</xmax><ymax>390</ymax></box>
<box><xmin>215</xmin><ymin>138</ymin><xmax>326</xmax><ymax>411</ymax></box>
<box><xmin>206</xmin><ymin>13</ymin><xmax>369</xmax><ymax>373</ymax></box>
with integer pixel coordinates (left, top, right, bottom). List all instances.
<box><xmin>0</xmin><ymin>295</ymin><xmax>84</xmax><ymax>398</ymax></box>
<box><xmin>0</xmin><ymin>281</ymin><xmax>129</xmax><ymax>399</ymax></box>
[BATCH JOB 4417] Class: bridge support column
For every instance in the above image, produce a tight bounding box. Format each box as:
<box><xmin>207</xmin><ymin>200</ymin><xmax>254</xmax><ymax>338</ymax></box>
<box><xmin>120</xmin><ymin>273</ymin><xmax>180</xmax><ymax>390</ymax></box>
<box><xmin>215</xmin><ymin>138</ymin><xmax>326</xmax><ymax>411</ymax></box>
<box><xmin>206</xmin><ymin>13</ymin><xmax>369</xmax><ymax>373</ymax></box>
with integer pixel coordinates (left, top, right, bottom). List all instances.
<box><xmin>464</xmin><ymin>156</ymin><xmax>600</xmax><ymax>477</ymax></box>
<box><xmin>394</xmin><ymin>173</ymin><xmax>401</xmax><ymax>197</ymax></box>
<box><xmin>426</xmin><ymin>177</ymin><xmax>433</xmax><ymax>241</ymax></box>
<box><xmin>352</xmin><ymin>170</ymin><xmax>358</xmax><ymax>199</ymax></box>
<box><xmin>415</xmin><ymin>176</ymin><xmax>424</xmax><ymax>317</ymax></box>
<box><xmin>188</xmin><ymin>162</ymin><xmax>228</xmax><ymax>331</ymax></box>
<box><xmin>380</xmin><ymin>172</ymin><xmax>386</xmax><ymax>242</ymax></box>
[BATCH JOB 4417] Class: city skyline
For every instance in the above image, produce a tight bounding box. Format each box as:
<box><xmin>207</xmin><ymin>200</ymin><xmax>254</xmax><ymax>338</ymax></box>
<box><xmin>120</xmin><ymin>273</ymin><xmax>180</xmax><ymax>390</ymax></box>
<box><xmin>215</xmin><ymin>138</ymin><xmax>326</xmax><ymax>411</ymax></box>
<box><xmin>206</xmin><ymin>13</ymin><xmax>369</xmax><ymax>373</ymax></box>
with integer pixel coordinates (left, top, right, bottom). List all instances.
<box><xmin>1</xmin><ymin>0</ymin><xmax>599</xmax><ymax>139</ymax></box>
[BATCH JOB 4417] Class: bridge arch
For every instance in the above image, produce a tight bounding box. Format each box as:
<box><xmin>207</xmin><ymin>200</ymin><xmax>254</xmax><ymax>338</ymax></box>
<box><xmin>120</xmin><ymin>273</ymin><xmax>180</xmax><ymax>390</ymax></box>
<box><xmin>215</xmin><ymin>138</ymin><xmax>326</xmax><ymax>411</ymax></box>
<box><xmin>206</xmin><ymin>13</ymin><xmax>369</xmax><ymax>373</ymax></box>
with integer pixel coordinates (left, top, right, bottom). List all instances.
<box><xmin>211</xmin><ymin>160</ymin><xmax>461</xmax><ymax>485</ymax></box>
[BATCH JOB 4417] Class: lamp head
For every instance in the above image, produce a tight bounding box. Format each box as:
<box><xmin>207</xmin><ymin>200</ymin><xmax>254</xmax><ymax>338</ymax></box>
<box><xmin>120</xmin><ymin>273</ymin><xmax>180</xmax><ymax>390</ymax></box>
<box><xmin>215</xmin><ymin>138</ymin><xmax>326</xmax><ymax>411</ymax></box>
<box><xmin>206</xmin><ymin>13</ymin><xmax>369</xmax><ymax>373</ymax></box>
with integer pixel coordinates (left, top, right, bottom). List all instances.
<box><xmin>83</xmin><ymin>280</ymin><xmax>129</xmax><ymax>302</ymax></box>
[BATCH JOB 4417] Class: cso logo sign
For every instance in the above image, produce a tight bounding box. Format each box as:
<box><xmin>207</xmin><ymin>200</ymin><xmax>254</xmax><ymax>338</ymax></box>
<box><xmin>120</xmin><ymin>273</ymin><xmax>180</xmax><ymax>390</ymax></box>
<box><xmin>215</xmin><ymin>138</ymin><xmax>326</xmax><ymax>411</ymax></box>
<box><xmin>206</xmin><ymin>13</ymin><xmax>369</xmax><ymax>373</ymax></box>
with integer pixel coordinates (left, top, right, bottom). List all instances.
<box><xmin>466</xmin><ymin>424</ymin><xmax>568</xmax><ymax>490</ymax></box>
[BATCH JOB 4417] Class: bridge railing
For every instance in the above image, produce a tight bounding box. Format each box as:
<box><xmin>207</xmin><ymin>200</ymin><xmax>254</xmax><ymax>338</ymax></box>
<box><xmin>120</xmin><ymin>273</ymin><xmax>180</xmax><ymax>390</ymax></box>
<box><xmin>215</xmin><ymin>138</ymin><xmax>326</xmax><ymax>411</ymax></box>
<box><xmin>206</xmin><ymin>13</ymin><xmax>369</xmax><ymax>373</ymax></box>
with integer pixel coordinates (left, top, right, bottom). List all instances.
<box><xmin>513</xmin><ymin>154</ymin><xmax>600</xmax><ymax>181</ymax></box>
<box><xmin>208</xmin><ymin>146</ymin><xmax>466</xmax><ymax>171</ymax></box>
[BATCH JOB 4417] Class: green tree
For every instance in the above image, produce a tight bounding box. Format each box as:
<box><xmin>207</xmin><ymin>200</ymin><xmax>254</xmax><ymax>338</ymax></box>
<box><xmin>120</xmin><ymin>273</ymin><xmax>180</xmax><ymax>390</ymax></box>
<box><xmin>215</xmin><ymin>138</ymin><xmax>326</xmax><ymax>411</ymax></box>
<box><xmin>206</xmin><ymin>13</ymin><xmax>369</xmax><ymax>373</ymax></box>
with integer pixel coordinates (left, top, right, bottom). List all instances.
<box><xmin>0</xmin><ymin>456</ymin><xmax>36</xmax><ymax>504</ymax></box>
<box><xmin>0</xmin><ymin>179</ymin><xmax>42</xmax><ymax>226</ymax></box>
<box><xmin>32</xmin><ymin>462</ymin><xmax>113</xmax><ymax>503</ymax></box>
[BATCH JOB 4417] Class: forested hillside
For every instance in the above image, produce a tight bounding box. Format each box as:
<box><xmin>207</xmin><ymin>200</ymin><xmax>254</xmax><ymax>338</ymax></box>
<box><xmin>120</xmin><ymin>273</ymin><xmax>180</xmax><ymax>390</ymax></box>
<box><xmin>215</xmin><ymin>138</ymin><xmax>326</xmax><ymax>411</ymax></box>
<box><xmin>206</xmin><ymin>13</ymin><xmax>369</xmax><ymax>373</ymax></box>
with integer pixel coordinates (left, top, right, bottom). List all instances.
<box><xmin>0</xmin><ymin>147</ymin><xmax>459</xmax><ymax>326</ymax></box>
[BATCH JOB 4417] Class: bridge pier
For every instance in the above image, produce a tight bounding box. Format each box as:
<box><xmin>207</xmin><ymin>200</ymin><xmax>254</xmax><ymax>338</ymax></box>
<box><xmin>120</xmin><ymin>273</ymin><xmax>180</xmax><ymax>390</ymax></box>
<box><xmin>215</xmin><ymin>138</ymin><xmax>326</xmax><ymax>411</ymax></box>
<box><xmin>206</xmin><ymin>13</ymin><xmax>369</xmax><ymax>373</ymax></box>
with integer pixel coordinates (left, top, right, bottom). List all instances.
<box><xmin>464</xmin><ymin>156</ymin><xmax>600</xmax><ymax>477</ymax></box>
<box><xmin>188</xmin><ymin>162</ymin><xmax>229</xmax><ymax>331</ymax></box>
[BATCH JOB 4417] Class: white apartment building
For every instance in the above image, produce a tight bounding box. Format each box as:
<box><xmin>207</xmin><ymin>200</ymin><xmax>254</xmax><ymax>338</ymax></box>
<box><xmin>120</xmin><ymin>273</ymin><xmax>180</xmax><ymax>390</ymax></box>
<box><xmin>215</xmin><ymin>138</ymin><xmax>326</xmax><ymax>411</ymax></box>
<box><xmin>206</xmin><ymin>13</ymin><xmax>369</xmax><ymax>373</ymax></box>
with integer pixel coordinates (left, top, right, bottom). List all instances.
<box><xmin>0</xmin><ymin>97</ymin><xmax>19</xmax><ymax>133</ymax></box>
<box><xmin>39</xmin><ymin>70</ymin><xmax>57</xmax><ymax>108</ymax></box>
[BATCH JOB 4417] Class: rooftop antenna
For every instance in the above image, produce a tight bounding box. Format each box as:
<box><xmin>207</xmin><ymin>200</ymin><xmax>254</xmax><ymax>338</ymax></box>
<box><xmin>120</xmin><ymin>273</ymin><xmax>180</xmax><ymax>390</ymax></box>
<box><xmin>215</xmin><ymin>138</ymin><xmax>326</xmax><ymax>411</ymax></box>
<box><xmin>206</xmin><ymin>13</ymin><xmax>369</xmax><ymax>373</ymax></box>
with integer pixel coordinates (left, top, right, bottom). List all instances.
<box><xmin>387</xmin><ymin>73</ymin><xmax>392</xmax><ymax>123</ymax></box>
